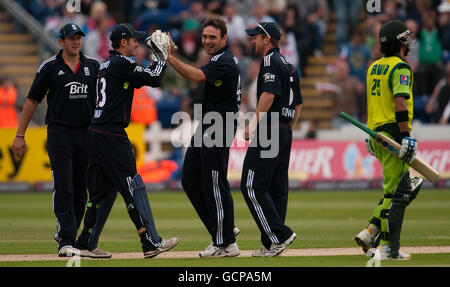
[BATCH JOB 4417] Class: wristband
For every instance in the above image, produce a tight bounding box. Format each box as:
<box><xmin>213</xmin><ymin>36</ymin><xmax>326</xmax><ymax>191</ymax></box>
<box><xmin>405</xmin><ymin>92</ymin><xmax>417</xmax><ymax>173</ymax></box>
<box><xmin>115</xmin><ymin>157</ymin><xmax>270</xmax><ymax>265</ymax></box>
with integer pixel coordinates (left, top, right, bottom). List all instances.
<box><xmin>395</xmin><ymin>110</ymin><xmax>409</xmax><ymax>123</ymax></box>
<box><xmin>16</xmin><ymin>134</ymin><xmax>25</xmax><ymax>138</ymax></box>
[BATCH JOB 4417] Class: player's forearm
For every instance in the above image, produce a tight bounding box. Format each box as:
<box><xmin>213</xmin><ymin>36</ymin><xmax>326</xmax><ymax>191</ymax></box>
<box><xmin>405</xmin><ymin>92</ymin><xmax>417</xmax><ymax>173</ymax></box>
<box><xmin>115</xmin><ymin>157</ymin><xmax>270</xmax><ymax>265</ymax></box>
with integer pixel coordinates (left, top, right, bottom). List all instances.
<box><xmin>253</xmin><ymin>92</ymin><xmax>275</xmax><ymax>124</ymax></box>
<box><xmin>394</xmin><ymin>96</ymin><xmax>410</xmax><ymax>137</ymax></box>
<box><xmin>290</xmin><ymin>104</ymin><xmax>302</xmax><ymax>128</ymax></box>
<box><xmin>16</xmin><ymin>99</ymin><xmax>38</xmax><ymax>135</ymax></box>
<box><xmin>167</xmin><ymin>55</ymin><xmax>205</xmax><ymax>83</ymax></box>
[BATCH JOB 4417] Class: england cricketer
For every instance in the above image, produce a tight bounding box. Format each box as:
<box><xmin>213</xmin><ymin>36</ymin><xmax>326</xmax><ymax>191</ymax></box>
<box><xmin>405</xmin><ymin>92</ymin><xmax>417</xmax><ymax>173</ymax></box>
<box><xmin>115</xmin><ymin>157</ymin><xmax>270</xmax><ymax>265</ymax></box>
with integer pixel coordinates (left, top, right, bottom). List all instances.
<box><xmin>241</xmin><ymin>22</ymin><xmax>302</xmax><ymax>257</ymax></box>
<box><xmin>74</xmin><ymin>23</ymin><xmax>178</xmax><ymax>258</ymax></box>
<box><xmin>12</xmin><ymin>23</ymin><xmax>99</xmax><ymax>257</ymax></box>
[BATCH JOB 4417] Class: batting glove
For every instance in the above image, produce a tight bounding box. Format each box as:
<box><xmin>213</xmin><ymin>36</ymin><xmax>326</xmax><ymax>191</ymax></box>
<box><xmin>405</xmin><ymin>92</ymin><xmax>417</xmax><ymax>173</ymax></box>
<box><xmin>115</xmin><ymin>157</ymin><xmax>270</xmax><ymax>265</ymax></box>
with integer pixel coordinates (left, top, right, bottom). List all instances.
<box><xmin>365</xmin><ymin>138</ymin><xmax>376</xmax><ymax>157</ymax></box>
<box><xmin>145</xmin><ymin>30</ymin><xmax>170</xmax><ymax>61</ymax></box>
<box><xmin>399</xmin><ymin>137</ymin><xmax>417</xmax><ymax>164</ymax></box>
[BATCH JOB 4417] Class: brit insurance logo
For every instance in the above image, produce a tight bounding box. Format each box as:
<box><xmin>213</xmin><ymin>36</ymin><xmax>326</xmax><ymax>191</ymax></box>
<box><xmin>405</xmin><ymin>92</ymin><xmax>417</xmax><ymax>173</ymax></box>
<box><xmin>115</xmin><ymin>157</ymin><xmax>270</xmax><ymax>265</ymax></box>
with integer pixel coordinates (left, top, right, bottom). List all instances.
<box><xmin>65</xmin><ymin>81</ymin><xmax>88</xmax><ymax>99</ymax></box>
<box><xmin>263</xmin><ymin>73</ymin><xmax>275</xmax><ymax>83</ymax></box>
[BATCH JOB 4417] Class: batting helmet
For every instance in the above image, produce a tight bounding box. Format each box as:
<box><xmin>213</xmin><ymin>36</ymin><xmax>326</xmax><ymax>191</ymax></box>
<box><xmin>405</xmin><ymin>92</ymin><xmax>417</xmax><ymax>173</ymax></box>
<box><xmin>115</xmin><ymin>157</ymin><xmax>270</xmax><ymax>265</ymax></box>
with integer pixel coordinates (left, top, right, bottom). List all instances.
<box><xmin>379</xmin><ymin>20</ymin><xmax>412</xmax><ymax>56</ymax></box>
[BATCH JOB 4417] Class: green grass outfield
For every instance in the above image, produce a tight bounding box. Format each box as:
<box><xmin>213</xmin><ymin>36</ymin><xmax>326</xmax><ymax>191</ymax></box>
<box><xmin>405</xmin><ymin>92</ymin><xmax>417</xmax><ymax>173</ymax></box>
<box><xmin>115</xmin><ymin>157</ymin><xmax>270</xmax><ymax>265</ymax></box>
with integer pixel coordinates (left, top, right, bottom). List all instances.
<box><xmin>1</xmin><ymin>189</ymin><xmax>450</xmax><ymax>267</ymax></box>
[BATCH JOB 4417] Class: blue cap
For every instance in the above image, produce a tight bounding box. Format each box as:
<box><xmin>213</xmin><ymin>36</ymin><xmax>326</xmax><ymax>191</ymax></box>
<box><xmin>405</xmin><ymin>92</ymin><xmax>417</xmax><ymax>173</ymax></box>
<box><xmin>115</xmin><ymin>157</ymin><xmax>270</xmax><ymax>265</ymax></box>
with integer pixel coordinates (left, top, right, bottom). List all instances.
<box><xmin>59</xmin><ymin>23</ymin><xmax>85</xmax><ymax>39</ymax></box>
<box><xmin>110</xmin><ymin>23</ymin><xmax>147</xmax><ymax>42</ymax></box>
<box><xmin>245</xmin><ymin>22</ymin><xmax>281</xmax><ymax>40</ymax></box>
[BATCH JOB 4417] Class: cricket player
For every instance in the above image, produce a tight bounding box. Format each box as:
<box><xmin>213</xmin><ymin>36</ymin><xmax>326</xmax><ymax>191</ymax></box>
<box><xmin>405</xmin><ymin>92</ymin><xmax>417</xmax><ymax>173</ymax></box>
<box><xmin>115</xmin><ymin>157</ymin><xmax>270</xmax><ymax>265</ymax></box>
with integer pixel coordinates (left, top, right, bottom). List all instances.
<box><xmin>355</xmin><ymin>20</ymin><xmax>424</xmax><ymax>260</ymax></box>
<box><xmin>74</xmin><ymin>23</ymin><xmax>178</xmax><ymax>258</ymax></box>
<box><xmin>241</xmin><ymin>22</ymin><xmax>302</xmax><ymax>257</ymax></box>
<box><xmin>166</xmin><ymin>17</ymin><xmax>241</xmax><ymax>257</ymax></box>
<box><xmin>11</xmin><ymin>24</ymin><xmax>99</xmax><ymax>257</ymax></box>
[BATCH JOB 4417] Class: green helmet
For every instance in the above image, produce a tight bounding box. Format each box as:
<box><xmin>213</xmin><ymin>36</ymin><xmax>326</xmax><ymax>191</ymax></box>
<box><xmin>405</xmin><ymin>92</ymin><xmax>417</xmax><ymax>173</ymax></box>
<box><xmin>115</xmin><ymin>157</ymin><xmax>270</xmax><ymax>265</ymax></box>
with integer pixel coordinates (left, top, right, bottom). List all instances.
<box><xmin>379</xmin><ymin>20</ymin><xmax>411</xmax><ymax>55</ymax></box>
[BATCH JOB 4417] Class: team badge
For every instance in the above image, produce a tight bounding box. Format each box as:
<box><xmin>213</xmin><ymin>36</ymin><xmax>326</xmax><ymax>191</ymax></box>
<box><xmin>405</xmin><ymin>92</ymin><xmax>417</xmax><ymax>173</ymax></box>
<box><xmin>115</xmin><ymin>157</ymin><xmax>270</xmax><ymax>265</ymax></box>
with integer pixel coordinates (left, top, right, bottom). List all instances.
<box><xmin>84</xmin><ymin>67</ymin><xmax>90</xmax><ymax>76</ymax></box>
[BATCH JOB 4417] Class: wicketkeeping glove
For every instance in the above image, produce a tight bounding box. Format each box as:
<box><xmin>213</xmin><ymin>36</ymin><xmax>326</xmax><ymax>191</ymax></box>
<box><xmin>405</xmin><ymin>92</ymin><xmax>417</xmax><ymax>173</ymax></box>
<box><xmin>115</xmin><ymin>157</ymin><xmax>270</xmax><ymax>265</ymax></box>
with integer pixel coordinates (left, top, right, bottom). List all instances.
<box><xmin>365</xmin><ymin>138</ymin><xmax>376</xmax><ymax>157</ymax></box>
<box><xmin>399</xmin><ymin>136</ymin><xmax>417</xmax><ymax>164</ymax></box>
<box><xmin>145</xmin><ymin>30</ymin><xmax>170</xmax><ymax>61</ymax></box>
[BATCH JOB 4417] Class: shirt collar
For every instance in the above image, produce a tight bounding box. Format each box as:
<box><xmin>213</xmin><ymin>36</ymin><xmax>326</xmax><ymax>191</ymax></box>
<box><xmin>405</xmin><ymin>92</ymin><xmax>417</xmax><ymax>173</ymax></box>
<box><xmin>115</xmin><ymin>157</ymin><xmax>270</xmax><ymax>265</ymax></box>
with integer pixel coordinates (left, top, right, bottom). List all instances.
<box><xmin>266</xmin><ymin>47</ymin><xmax>279</xmax><ymax>56</ymax></box>
<box><xmin>56</xmin><ymin>49</ymin><xmax>86</xmax><ymax>63</ymax></box>
<box><xmin>213</xmin><ymin>45</ymin><xmax>228</xmax><ymax>56</ymax></box>
<box><xmin>109</xmin><ymin>50</ymin><xmax>123</xmax><ymax>56</ymax></box>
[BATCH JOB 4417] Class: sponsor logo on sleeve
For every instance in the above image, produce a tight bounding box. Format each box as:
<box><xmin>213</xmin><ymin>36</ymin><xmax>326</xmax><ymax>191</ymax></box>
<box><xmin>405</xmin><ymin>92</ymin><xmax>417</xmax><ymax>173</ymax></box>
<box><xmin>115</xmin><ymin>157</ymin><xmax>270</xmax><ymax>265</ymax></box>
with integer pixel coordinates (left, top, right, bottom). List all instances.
<box><xmin>263</xmin><ymin>73</ymin><xmax>275</xmax><ymax>83</ymax></box>
<box><xmin>400</xmin><ymin>75</ymin><xmax>409</xmax><ymax>85</ymax></box>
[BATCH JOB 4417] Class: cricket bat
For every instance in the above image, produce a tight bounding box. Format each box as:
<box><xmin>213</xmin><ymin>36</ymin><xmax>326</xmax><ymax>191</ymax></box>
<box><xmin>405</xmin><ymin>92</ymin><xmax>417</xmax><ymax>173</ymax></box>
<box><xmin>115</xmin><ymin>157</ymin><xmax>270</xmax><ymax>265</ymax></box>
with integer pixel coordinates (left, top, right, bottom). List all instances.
<box><xmin>339</xmin><ymin>112</ymin><xmax>440</xmax><ymax>183</ymax></box>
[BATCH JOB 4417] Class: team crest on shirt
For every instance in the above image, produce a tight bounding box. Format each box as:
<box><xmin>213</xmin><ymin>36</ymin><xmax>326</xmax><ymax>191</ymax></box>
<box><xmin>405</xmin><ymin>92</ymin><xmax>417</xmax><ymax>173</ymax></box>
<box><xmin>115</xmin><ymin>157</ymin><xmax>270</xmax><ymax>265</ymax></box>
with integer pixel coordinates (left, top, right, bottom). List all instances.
<box><xmin>400</xmin><ymin>75</ymin><xmax>409</xmax><ymax>85</ymax></box>
<box><xmin>84</xmin><ymin>67</ymin><xmax>90</xmax><ymax>76</ymax></box>
<box><xmin>263</xmin><ymin>73</ymin><xmax>275</xmax><ymax>83</ymax></box>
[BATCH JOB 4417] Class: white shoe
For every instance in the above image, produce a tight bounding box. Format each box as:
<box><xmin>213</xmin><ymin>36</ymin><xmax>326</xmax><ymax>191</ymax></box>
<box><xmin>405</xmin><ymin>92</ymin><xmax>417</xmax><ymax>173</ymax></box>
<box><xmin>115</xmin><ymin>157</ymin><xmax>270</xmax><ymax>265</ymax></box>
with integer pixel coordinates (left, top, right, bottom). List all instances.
<box><xmin>233</xmin><ymin>226</ymin><xmax>240</xmax><ymax>237</ymax></box>
<box><xmin>144</xmin><ymin>237</ymin><xmax>179</xmax><ymax>259</ymax></box>
<box><xmin>355</xmin><ymin>229</ymin><xmax>374</xmax><ymax>253</ymax></box>
<box><xmin>366</xmin><ymin>247</ymin><xmax>377</xmax><ymax>257</ymax></box>
<box><xmin>252</xmin><ymin>245</ymin><xmax>270</xmax><ymax>257</ymax></box>
<box><xmin>199</xmin><ymin>242</ymin><xmax>240</xmax><ymax>258</ymax></box>
<box><xmin>375</xmin><ymin>245</ymin><xmax>411</xmax><ymax>260</ymax></box>
<box><xmin>58</xmin><ymin>245</ymin><xmax>80</xmax><ymax>257</ymax></box>
<box><xmin>254</xmin><ymin>232</ymin><xmax>297</xmax><ymax>257</ymax></box>
<box><xmin>79</xmin><ymin>248</ymin><xmax>112</xmax><ymax>258</ymax></box>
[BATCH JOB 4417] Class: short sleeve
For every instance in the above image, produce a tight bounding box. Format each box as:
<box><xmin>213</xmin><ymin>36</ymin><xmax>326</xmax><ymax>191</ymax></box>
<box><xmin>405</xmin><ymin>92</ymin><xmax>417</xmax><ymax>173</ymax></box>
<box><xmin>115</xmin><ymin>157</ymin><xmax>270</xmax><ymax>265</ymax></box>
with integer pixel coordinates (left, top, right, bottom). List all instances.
<box><xmin>200</xmin><ymin>60</ymin><xmax>232</xmax><ymax>84</ymax></box>
<box><xmin>260</xmin><ymin>64</ymin><xmax>281</xmax><ymax>97</ymax></box>
<box><xmin>27</xmin><ymin>63</ymin><xmax>51</xmax><ymax>103</ymax></box>
<box><xmin>392</xmin><ymin>67</ymin><xmax>412</xmax><ymax>99</ymax></box>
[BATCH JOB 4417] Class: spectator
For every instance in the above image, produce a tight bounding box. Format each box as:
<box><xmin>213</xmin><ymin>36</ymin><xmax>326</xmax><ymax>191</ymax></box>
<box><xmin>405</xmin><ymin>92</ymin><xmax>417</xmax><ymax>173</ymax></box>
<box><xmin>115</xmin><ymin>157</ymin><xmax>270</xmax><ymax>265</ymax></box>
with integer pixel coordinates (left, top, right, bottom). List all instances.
<box><xmin>304</xmin><ymin>0</ymin><xmax>328</xmax><ymax>57</ymax></box>
<box><xmin>82</xmin><ymin>1</ymin><xmax>115</xmax><ymax>35</ymax></box>
<box><xmin>438</xmin><ymin>1</ymin><xmax>450</xmax><ymax>65</ymax></box>
<box><xmin>323</xmin><ymin>60</ymin><xmax>365</xmax><ymax>128</ymax></box>
<box><xmin>367</xmin><ymin>20</ymin><xmax>383</xmax><ymax>65</ymax></box>
<box><xmin>416</xmin><ymin>9</ymin><xmax>443</xmax><ymax>95</ymax></box>
<box><xmin>246</xmin><ymin>2</ymin><xmax>276</xmax><ymax>28</ymax></box>
<box><xmin>44</xmin><ymin>2</ymin><xmax>86</xmax><ymax>37</ymax></box>
<box><xmin>340</xmin><ymin>31</ymin><xmax>371</xmax><ymax>83</ymax></box>
<box><xmin>226</xmin><ymin>0</ymin><xmax>253</xmax><ymax>19</ymax></box>
<box><xmin>279</xmin><ymin>27</ymin><xmax>299</xmax><ymax>69</ymax></box>
<box><xmin>83</xmin><ymin>16</ymin><xmax>111</xmax><ymax>62</ymax></box>
<box><xmin>204</xmin><ymin>0</ymin><xmax>226</xmax><ymax>15</ymax></box>
<box><xmin>280</xmin><ymin>3</ymin><xmax>312</xmax><ymax>74</ymax></box>
<box><xmin>131</xmin><ymin>85</ymin><xmax>158</xmax><ymax>127</ymax></box>
<box><xmin>21</xmin><ymin>0</ymin><xmax>64</xmax><ymax>25</ymax></box>
<box><xmin>190</xmin><ymin>0</ymin><xmax>206</xmax><ymax>23</ymax></box>
<box><xmin>0</xmin><ymin>76</ymin><xmax>18</xmax><ymax>128</ymax></box>
<box><xmin>127</xmin><ymin>0</ymin><xmax>146</xmax><ymax>23</ymax></box>
<box><xmin>179</xmin><ymin>18</ymin><xmax>202</xmax><ymax>62</ymax></box>
<box><xmin>261</xmin><ymin>0</ymin><xmax>287</xmax><ymax>21</ymax></box>
<box><xmin>223</xmin><ymin>3</ymin><xmax>247</xmax><ymax>44</ymax></box>
<box><xmin>137</xmin><ymin>1</ymin><xmax>171</xmax><ymax>31</ymax></box>
<box><xmin>426</xmin><ymin>62</ymin><xmax>450</xmax><ymax>123</ymax></box>
<box><xmin>333</xmin><ymin>0</ymin><xmax>361</xmax><ymax>48</ymax></box>
<box><xmin>405</xmin><ymin>19</ymin><xmax>420</xmax><ymax>72</ymax></box>
<box><xmin>80</xmin><ymin>0</ymin><xmax>95</xmax><ymax>16</ymax></box>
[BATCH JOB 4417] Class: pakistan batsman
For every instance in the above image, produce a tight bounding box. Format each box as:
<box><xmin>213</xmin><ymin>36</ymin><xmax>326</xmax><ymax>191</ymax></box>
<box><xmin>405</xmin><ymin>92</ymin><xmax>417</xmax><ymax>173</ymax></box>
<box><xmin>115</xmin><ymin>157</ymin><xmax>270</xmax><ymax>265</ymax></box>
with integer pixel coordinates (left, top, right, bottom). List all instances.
<box><xmin>354</xmin><ymin>20</ymin><xmax>424</xmax><ymax>260</ymax></box>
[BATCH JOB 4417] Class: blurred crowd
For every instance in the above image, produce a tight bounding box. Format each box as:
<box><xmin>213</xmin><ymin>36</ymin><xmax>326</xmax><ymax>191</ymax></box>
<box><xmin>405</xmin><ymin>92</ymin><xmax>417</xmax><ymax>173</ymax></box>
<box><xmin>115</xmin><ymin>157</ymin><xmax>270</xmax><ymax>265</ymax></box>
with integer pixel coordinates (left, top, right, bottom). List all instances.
<box><xmin>7</xmin><ymin>0</ymin><xmax>450</xmax><ymax>130</ymax></box>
